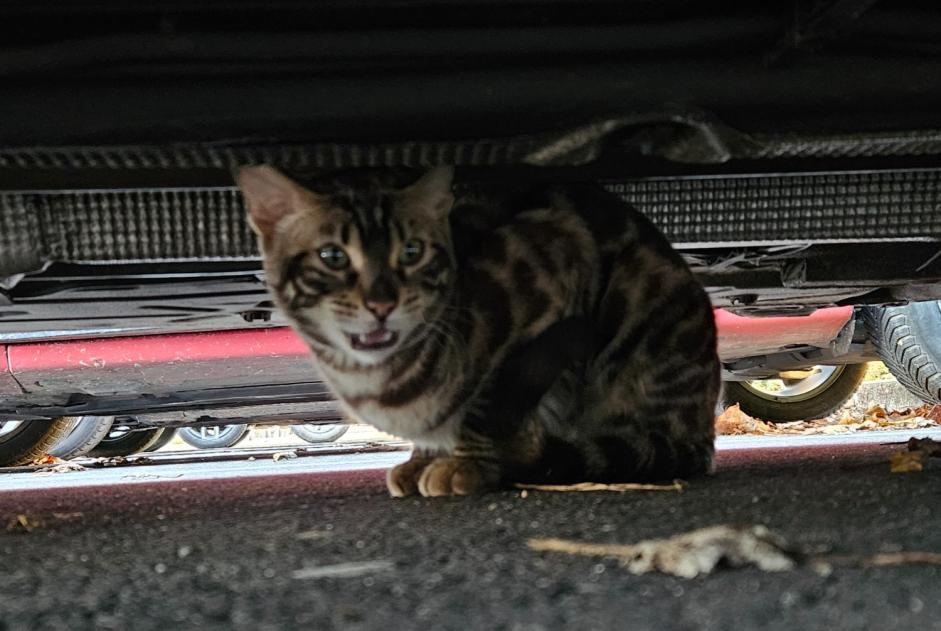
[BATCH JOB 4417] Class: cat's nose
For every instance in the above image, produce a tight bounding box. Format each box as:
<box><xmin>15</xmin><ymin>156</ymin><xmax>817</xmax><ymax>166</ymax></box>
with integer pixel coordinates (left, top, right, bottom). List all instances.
<box><xmin>365</xmin><ymin>299</ymin><xmax>397</xmax><ymax>321</ymax></box>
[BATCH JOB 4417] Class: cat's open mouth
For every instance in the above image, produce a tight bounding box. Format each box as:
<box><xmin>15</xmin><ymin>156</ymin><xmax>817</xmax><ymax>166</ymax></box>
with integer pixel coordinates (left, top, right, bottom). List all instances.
<box><xmin>349</xmin><ymin>327</ymin><xmax>399</xmax><ymax>351</ymax></box>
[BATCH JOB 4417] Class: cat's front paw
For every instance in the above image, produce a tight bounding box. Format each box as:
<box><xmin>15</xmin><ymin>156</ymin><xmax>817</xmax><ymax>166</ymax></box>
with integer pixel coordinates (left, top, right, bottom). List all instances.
<box><xmin>416</xmin><ymin>457</ymin><xmax>499</xmax><ymax>497</ymax></box>
<box><xmin>386</xmin><ymin>455</ymin><xmax>435</xmax><ymax>498</ymax></box>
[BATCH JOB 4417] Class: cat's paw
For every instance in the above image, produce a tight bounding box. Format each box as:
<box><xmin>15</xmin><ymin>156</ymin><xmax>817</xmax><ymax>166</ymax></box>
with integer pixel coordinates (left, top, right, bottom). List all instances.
<box><xmin>386</xmin><ymin>456</ymin><xmax>434</xmax><ymax>498</ymax></box>
<box><xmin>416</xmin><ymin>457</ymin><xmax>498</xmax><ymax>497</ymax></box>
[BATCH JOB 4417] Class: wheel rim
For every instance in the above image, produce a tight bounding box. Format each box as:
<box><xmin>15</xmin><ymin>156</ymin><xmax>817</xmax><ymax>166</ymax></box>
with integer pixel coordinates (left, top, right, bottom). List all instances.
<box><xmin>740</xmin><ymin>365</ymin><xmax>845</xmax><ymax>403</ymax></box>
<box><xmin>0</xmin><ymin>420</ymin><xmax>26</xmax><ymax>443</ymax></box>
<box><xmin>301</xmin><ymin>424</ymin><xmax>343</xmax><ymax>436</ymax></box>
<box><xmin>101</xmin><ymin>425</ymin><xmax>132</xmax><ymax>443</ymax></box>
<box><xmin>181</xmin><ymin>425</ymin><xmax>244</xmax><ymax>441</ymax></box>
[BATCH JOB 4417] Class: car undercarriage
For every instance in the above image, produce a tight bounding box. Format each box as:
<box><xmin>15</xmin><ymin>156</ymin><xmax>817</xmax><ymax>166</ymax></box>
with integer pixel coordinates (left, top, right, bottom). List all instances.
<box><xmin>1</xmin><ymin>0</ymin><xmax>941</xmax><ymax>431</ymax></box>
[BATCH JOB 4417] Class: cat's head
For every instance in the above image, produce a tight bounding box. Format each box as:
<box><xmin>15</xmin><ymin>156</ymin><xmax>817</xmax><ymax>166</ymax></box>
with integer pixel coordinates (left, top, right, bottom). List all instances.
<box><xmin>236</xmin><ymin>166</ymin><xmax>456</xmax><ymax>366</ymax></box>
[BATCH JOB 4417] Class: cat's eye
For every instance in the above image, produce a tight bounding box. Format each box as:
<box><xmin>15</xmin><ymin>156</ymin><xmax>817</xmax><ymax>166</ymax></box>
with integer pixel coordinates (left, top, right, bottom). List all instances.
<box><xmin>318</xmin><ymin>244</ymin><xmax>350</xmax><ymax>270</ymax></box>
<box><xmin>399</xmin><ymin>239</ymin><xmax>424</xmax><ymax>266</ymax></box>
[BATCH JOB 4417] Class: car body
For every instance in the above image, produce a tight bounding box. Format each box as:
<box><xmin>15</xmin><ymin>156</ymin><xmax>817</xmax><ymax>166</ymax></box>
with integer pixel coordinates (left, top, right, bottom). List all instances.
<box><xmin>1</xmin><ymin>1</ymin><xmax>941</xmax><ymax>460</ymax></box>
<box><xmin>0</xmin><ymin>306</ymin><xmax>859</xmax><ymax>421</ymax></box>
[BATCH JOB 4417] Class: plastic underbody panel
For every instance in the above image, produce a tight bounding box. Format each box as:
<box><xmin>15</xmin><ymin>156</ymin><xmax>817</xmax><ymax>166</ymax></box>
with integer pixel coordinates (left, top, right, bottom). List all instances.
<box><xmin>1</xmin><ymin>167</ymin><xmax>939</xmax><ymax>340</ymax></box>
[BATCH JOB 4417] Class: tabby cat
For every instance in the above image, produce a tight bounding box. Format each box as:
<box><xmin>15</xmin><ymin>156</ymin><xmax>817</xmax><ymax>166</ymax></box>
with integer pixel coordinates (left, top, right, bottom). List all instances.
<box><xmin>236</xmin><ymin>166</ymin><xmax>719</xmax><ymax>497</ymax></box>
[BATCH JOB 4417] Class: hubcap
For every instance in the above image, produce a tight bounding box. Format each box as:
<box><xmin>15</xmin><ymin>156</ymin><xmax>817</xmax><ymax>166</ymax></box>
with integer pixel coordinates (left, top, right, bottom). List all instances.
<box><xmin>740</xmin><ymin>365</ymin><xmax>845</xmax><ymax>403</ymax></box>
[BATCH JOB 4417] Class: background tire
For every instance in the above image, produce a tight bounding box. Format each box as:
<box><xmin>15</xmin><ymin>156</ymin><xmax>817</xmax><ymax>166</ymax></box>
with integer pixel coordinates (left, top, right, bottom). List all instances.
<box><xmin>724</xmin><ymin>363</ymin><xmax>867</xmax><ymax>422</ymax></box>
<box><xmin>291</xmin><ymin>423</ymin><xmax>349</xmax><ymax>443</ymax></box>
<box><xmin>0</xmin><ymin>418</ymin><xmax>74</xmax><ymax>467</ymax></box>
<box><xmin>48</xmin><ymin>416</ymin><xmax>114</xmax><ymax>459</ymax></box>
<box><xmin>144</xmin><ymin>428</ymin><xmax>177</xmax><ymax>452</ymax></box>
<box><xmin>865</xmin><ymin>301</ymin><xmax>941</xmax><ymax>403</ymax></box>
<box><xmin>178</xmin><ymin>424</ymin><xmax>249</xmax><ymax>449</ymax></box>
<box><xmin>88</xmin><ymin>424</ymin><xmax>169</xmax><ymax>458</ymax></box>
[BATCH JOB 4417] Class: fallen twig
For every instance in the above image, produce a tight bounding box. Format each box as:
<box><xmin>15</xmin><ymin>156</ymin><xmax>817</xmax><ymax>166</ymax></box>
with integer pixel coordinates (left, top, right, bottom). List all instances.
<box><xmin>529</xmin><ymin>525</ymin><xmax>796</xmax><ymax>578</ymax></box>
<box><xmin>814</xmin><ymin>552</ymin><xmax>941</xmax><ymax>568</ymax></box>
<box><xmin>529</xmin><ymin>525</ymin><xmax>941</xmax><ymax>579</ymax></box>
<box><xmin>291</xmin><ymin>560</ymin><xmax>393</xmax><ymax>580</ymax></box>
<box><xmin>515</xmin><ymin>480</ymin><xmax>687</xmax><ymax>493</ymax></box>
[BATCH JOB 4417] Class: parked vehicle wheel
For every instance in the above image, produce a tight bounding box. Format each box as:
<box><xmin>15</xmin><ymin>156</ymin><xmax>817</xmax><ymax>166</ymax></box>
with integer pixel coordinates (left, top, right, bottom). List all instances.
<box><xmin>865</xmin><ymin>301</ymin><xmax>941</xmax><ymax>404</ymax></box>
<box><xmin>291</xmin><ymin>423</ymin><xmax>349</xmax><ymax>443</ymax></box>
<box><xmin>178</xmin><ymin>424</ymin><xmax>250</xmax><ymax>449</ymax></box>
<box><xmin>48</xmin><ymin>416</ymin><xmax>115</xmax><ymax>459</ymax></box>
<box><xmin>724</xmin><ymin>363</ymin><xmax>867</xmax><ymax>422</ymax></box>
<box><xmin>144</xmin><ymin>428</ymin><xmax>177</xmax><ymax>452</ymax></box>
<box><xmin>87</xmin><ymin>423</ymin><xmax>169</xmax><ymax>458</ymax></box>
<box><xmin>0</xmin><ymin>418</ymin><xmax>74</xmax><ymax>467</ymax></box>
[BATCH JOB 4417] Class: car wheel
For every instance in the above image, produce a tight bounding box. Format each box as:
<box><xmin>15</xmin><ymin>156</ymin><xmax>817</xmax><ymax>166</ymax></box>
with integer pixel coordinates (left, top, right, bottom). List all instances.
<box><xmin>291</xmin><ymin>423</ymin><xmax>350</xmax><ymax>443</ymax></box>
<box><xmin>48</xmin><ymin>416</ymin><xmax>115</xmax><ymax>459</ymax></box>
<box><xmin>724</xmin><ymin>363</ymin><xmax>867</xmax><ymax>422</ymax></box>
<box><xmin>177</xmin><ymin>425</ymin><xmax>250</xmax><ymax>449</ymax></box>
<box><xmin>865</xmin><ymin>301</ymin><xmax>941</xmax><ymax>403</ymax></box>
<box><xmin>0</xmin><ymin>418</ymin><xmax>74</xmax><ymax>467</ymax></box>
<box><xmin>144</xmin><ymin>428</ymin><xmax>177</xmax><ymax>452</ymax></box>
<box><xmin>87</xmin><ymin>424</ymin><xmax>169</xmax><ymax>458</ymax></box>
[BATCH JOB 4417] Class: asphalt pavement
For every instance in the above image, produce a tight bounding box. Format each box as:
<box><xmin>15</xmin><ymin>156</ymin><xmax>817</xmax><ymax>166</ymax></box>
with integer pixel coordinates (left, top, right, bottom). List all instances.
<box><xmin>1</xmin><ymin>433</ymin><xmax>940</xmax><ymax>631</ymax></box>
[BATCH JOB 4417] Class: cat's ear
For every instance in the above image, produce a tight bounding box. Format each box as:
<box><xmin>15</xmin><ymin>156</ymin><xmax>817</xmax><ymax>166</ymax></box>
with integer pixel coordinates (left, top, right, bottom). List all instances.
<box><xmin>397</xmin><ymin>166</ymin><xmax>454</xmax><ymax>219</ymax></box>
<box><xmin>235</xmin><ymin>166</ymin><xmax>310</xmax><ymax>238</ymax></box>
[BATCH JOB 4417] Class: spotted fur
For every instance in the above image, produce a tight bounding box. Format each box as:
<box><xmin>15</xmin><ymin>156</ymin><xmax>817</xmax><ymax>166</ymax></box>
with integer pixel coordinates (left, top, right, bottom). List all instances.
<box><xmin>236</xmin><ymin>166</ymin><xmax>719</xmax><ymax>496</ymax></box>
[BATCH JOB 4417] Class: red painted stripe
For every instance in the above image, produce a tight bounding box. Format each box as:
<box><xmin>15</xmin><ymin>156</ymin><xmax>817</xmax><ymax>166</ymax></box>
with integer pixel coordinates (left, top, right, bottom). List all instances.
<box><xmin>715</xmin><ymin>306</ymin><xmax>854</xmax><ymax>360</ymax></box>
<box><xmin>8</xmin><ymin>327</ymin><xmax>311</xmax><ymax>373</ymax></box>
<box><xmin>4</xmin><ymin>308</ymin><xmax>855</xmax><ymax>378</ymax></box>
<box><xmin>0</xmin><ymin>344</ymin><xmax>23</xmax><ymax>395</ymax></box>
<box><xmin>714</xmin><ymin>306</ymin><xmax>853</xmax><ymax>335</ymax></box>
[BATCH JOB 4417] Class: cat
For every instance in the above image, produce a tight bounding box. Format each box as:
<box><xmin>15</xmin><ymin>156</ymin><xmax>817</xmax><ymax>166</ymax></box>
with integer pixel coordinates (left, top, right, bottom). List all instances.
<box><xmin>235</xmin><ymin>166</ymin><xmax>719</xmax><ymax>497</ymax></box>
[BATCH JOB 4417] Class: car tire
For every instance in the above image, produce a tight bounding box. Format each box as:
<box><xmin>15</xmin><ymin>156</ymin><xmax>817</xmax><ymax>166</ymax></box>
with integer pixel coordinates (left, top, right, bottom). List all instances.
<box><xmin>48</xmin><ymin>416</ymin><xmax>115</xmax><ymax>459</ymax></box>
<box><xmin>0</xmin><ymin>418</ymin><xmax>74</xmax><ymax>467</ymax></box>
<box><xmin>87</xmin><ymin>425</ymin><xmax>169</xmax><ymax>458</ymax></box>
<box><xmin>144</xmin><ymin>428</ymin><xmax>177</xmax><ymax>452</ymax></box>
<box><xmin>291</xmin><ymin>423</ymin><xmax>350</xmax><ymax>443</ymax></box>
<box><xmin>177</xmin><ymin>425</ymin><xmax>250</xmax><ymax>449</ymax></box>
<box><xmin>865</xmin><ymin>302</ymin><xmax>941</xmax><ymax>404</ymax></box>
<box><xmin>724</xmin><ymin>363</ymin><xmax>867</xmax><ymax>422</ymax></box>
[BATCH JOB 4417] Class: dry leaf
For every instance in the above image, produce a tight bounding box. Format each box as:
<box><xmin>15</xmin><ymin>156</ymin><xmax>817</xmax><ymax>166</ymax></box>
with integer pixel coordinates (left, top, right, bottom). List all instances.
<box><xmin>5</xmin><ymin>514</ymin><xmax>42</xmax><ymax>533</ymax></box>
<box><xmin>865</xmin><ymin>404</ymin><xmax>888</xmax><ymax>420</ymax></box>
<box><xmin>908</xmin><ymin>437</ymin><xmax>941</xmax><ymax>457</ymax></box>
<box><xmin>926</xmin><ymin>405</ymin><xmax>941</xmax><ymax>423</ymax></box>
<box><xmin>33</xmin><ymin>462</ymin><xmax>86</xmax><ymax>475</ymax></box>
<box><xmin>890</xmin><ymin>450</ymin><xmax>925</xmax><ymax>473</ymax></box>
<box><xmin>715</xmin><ymin>404</ymin><xmax>774</xmax><ymax>436</ymax></box>
<box><xmin>29</xmin><ymin>455</ymin><xmax>62</xmax><ymax>466</ymax></box>
<box><xmin>515</xmin><ymin>481</ymin><xmax>687</xmax><ymax>493</ymax></box>
<box><xmin>89</xmin><ymin>456</ymin><xmax>128</xmax><ymax>467</ymax></box>
<box><xmin>273</xmin><ymin>451</ymin><xmax>298</xmax><ymax>462</ymax></box>
<box><xmin>891</xmin><ymin>437</ymin><xmax>941</xmax><ymax>473</ymax></box>
<box><xmin>529</xmin><ymin>525</ymin><xmax>797</xmax><ymax>578</ymax></box>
